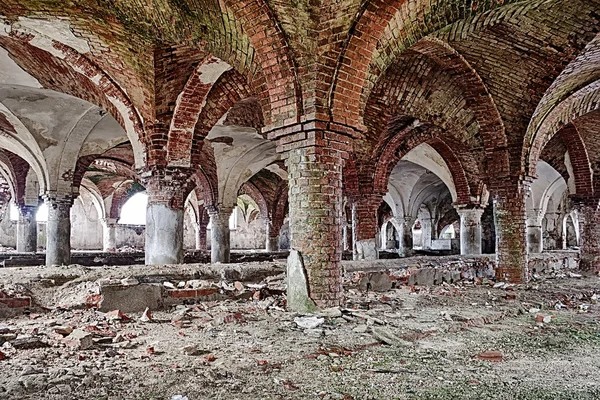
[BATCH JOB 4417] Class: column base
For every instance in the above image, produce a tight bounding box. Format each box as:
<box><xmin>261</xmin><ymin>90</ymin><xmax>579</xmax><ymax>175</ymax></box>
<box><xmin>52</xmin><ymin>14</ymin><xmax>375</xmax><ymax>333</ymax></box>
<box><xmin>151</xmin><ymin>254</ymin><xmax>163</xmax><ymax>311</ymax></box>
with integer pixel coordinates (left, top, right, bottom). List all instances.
<box><xmin>145</xmin><ymin>204</ymin><xmax>184</xmax><ymax>265</ymax></box>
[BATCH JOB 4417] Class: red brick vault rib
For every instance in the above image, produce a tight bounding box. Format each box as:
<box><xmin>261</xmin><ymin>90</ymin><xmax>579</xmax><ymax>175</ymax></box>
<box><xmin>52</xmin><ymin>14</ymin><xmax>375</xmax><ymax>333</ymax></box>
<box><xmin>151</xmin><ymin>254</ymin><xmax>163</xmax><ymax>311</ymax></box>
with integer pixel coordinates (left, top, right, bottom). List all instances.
<box><xmin>329</xmin><ymin>0</ymin><xmax>523</xmax><ymax>129</ymax></box>
<box><xmin>166</xmin><ymin>56</ymin><xmax>231</xmax><ymax>168</ymax></box>
<box><xmin>0</xmin><ymin>35</ymin><xmax>145</xmax><ymax>167</ymax></box>
<box><xmin>225</xmin><ymin>0</ymin><xmax>302</xmax><ymax>127</ymax></box>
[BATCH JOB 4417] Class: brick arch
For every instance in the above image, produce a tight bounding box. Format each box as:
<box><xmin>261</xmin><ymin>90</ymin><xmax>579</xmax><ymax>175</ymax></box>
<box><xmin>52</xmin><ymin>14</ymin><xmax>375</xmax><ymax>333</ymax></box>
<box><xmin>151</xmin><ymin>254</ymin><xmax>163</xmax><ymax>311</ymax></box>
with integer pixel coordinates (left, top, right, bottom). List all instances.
<box><xmin>343</xmin><ymin>157</ymin><xmax>360</xmax><ymax>199</ymax></box>
<box><xmin>0</xmin><ymin>34</ymin><xmax>145</xmax><ymax>167</ymax></box>
<box><xmin>239</xmin><ymin>181</ymin><xmax>269</xmax><ymax>218</ymax></box>
<box><xmin>0</xmin><ymin>150</ymin><xmax>29</xmax><ymax>206</ymax></box>
<box><xmin>109</xmin><ymin>180</ymin><xmax>144</xmax><ymax>220</ymax></box>
<box><xmin>527</xmin><ymin>79</ymin><xmax>600</xmax><ymax>177</ymax></box>
<box><xmin>329</xmin><ymin>0</ymin><xmax>522</xmax><ymax>128</ymax></box>
<box><xmin>225</xmin><ymin>0</ymin><xmax>302</xmax><ymax>127</ymax></box>
<box><xmin>190</xmin><ymin>163</ymin><xmax>218</xmax><ymax>209</ymax></box>
<box><xmin>165</xmin><ymin>55</ymin><xmax>232</xmax><ymax>168</ymax></box>
<box><xmin>372</xmin><ymin>123</ymin><xmax>472</xmax><ymax>205</ymax></box>
<box><xmin>270</xmin><ymin>182</ymin><xmax>289</xmax><ymax>237</ymax></box>
<box><xmin>409</xmin><ymin>38</ymin><xmax>508</xmax><ymax>174</ymax></box>
<box><xmin>557</xmin><ymin>123</ymin><xmax>594</xmax><ymax>199</ymax></box>
<box><xmin>192</xmin><ymin>69</ymin><xmax>254</xmax><ymax>162</ymax></box>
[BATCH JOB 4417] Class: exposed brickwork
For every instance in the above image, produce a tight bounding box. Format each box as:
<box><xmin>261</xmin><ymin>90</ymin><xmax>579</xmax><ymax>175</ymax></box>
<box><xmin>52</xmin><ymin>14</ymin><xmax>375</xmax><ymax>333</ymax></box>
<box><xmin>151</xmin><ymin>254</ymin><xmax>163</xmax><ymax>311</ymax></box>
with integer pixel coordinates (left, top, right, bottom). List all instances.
<box><xmin>575</xmin><ymin>201</ymin><xmax>600</xmax><ymax>272</ymax></box>
<box><xmin>141</xmin><ymin>167</ymin><xmax>192</xmax><ymax>210</ymax></box>
<box><xmin>492</xmin><ymin>179</ymin><xmax>530</xmax><ymax>283</ymax></box>
<box><xmin>353</xmin><ymin>194</ymin><xmax>383</xmax><ymax>241</ymax></box>
<box><xmin>225</xmin><ymin>0</ymin><xmax>301</xmax><ymax>127</ymax></box>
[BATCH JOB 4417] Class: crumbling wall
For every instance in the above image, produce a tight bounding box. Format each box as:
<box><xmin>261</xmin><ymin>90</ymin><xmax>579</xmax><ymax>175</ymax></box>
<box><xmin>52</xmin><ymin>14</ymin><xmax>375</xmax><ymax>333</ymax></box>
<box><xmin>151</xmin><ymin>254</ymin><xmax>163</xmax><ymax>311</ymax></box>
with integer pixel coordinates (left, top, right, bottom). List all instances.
<box><xmin>70</xmin><ymin>197</ymin><xmax>102</xmax><ymax>250</ymax></box>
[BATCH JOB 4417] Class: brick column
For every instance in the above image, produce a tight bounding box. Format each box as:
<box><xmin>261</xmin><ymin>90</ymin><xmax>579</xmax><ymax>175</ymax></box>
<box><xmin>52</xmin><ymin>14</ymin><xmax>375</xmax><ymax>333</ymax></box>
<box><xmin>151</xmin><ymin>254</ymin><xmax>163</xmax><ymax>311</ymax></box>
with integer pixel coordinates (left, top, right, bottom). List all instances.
<box><xmin>352</xmin><ymin>194</ymin><xmax>382</xmax><ymax>260</ymax></box>
<box><xmin>208</xmin><ymin>206</ymin><xmax>233</xmax><ymax>263</ymax></box>
<box><xmin>456</xmin><ymin>207</ymin><xmax>484</xmax><ymax>255</ymax></box>
<box><xmin>269</xmin><ymin>122</ymin><xmax>351</xmax><ymax>311</ymax></box>
<box><xmin>195</xmin><ymin>220</ymin><xmax>208</xmax><ymax>250</ymax></box>
<box><xmin>399</xmin><ymin>216</ymin><xmax>415</xmax><ymax>257</ymax></box>
<box><xmin>577</xmin><ymin>201</ymin><xmax>600</xmax><ymax>272</ymax></box>
<box><xmin>16</xmin><ymin>205</ymin><xmax>37</xmax><ymax>253</ymax></box>
<box><xmin>142</xmin><ymin>168</ymin><xmax>190</xmax><ymax>265</ymax></box>
<box><xmin>45</xmin><ymin>196</ymin><xmax>73</xmax><ymax>266</ymax></box>
<box><xmin>526</xmin><ymin>209</ymin><xmax>543</xmax><ymax>253</ymax></box>
<box><xmin>493</xmin><ymin>179</ymin><xmax>529</xmax><ymax>283</ymax></box>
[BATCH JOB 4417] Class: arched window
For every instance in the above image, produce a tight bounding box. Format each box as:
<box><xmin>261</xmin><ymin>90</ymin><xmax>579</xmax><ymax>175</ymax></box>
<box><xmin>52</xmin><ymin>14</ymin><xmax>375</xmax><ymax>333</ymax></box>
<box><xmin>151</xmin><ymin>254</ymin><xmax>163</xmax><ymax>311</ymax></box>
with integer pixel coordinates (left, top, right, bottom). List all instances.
<box><xmin>119</xmin><ymin>192</ymin><xmax>147</xmax><ymax>225</ymax></box>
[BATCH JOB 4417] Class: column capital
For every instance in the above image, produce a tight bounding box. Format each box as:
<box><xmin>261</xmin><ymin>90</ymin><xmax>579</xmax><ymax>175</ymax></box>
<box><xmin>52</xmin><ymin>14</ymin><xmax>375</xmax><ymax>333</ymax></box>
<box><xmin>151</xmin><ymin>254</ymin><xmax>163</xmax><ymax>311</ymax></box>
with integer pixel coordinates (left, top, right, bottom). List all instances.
<box><xmin>526</xmin><ymin>208</ymin><xmax>543</xmax><ymax>226</ymax></box>
<box><xmin>101</xmin><ymin>217</ymin><xmax>119</xmax><ymax>226</ymax></box>
<box><xmin>455</xmin><ymin>207</ymin><xmax>485</xmax><ymax>219</ymax></box>
<box><xmin>140</xmin><ymin>166</ymin><xmax>193</xmax><ymax>209</ymax></box>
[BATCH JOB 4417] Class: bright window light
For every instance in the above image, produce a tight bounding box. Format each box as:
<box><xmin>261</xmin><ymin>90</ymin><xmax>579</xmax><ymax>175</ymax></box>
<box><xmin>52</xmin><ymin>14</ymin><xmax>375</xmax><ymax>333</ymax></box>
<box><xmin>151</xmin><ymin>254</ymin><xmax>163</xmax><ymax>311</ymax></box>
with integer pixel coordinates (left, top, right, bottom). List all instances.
<box><xmin>119</xmin><ymin>192</ymin><xmax>147</xmax><ymax>225</ymax></box>
<box><xmin>9</xmin><ymin>203</ymin><xmax>18</xmax><ymax>221</ymax></box>
<box><xmin>10</xmin><ymin>203</ymin><xmax>47</xmax><ymax>222</ymax></box>
<box><xmin>36</xmin><ymin>203</ymin><xmax>48</xmax><ymax>222</ymax></box>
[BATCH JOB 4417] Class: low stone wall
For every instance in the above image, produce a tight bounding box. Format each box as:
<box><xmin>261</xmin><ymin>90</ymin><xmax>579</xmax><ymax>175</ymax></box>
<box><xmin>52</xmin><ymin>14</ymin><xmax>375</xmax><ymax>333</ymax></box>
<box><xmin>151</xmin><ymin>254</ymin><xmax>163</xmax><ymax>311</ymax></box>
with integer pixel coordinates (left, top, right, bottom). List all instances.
<box><xmin>344</xmin><ymin>251</ymin><xmax>580</xmax><ymax>288</ymax></box>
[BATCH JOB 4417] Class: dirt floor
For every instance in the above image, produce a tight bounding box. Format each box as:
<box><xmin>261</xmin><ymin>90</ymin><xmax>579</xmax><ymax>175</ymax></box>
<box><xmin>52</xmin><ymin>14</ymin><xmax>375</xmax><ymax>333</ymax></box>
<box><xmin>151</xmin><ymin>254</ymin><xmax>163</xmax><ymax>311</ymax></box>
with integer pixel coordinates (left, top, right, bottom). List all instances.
<box><xmin>1</xmin><ymin>263</ymin><xmax>600</xmax><ymax>399</ymax></box>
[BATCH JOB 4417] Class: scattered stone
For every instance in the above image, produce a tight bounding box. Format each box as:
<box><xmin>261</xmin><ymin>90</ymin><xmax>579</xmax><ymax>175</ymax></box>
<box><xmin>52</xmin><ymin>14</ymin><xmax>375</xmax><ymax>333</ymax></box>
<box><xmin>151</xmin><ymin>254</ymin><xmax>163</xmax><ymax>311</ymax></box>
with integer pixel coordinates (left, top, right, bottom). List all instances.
<box><xmin>140</xmin><ymin>307</ymin><xmax>153</xmax><ymax>322</ymax></box>
<box><xmin>475</xmin><ymin>350</ymin><xmax>503</xmax><ymax>362</ymax></box>
<box><xmin>120</xmin><ymin>277</ymin><xmax>139</xmax><ymax>286</ymax></box>
<box><xmin>353</xmin><ymin>324</ymin><xmax>368</xmax><ymax>333</ymax></box>
<box><xmin>106</xmin><ymin>310</ymin><xmax>130</xmax><ymax>321</ymax></box>
<box><xmin>234</xmin><ymin>281</ymin><xmax>245</xmax><ymax>291</ymax></box>
<box><xmin>319</xmin><ymin>307</ymin><xmax>342</xmax><ymax>318</ymax></box>
<box><xmin>371</xmin><ymin>326</ymin><xmax>412</xmax><ymax>346</ymax></box>
<box><xmin>294</xmin><ymin>316</ymin><xmax>325</xmax><ymax>329</ymax></box>
<box><xmin>65</xmin><ymin>329</ymin><xmax>93</xmax><ymax>350</ymax></box>
<box><xmin>181</xmin><ymin>345</ymin><xmax>209</xmax><ymax>356</ymax></box>
<box><xmin>11</xmin><ymin>336</ymin><xmax>48</xmax><ymax>349</ymax></box>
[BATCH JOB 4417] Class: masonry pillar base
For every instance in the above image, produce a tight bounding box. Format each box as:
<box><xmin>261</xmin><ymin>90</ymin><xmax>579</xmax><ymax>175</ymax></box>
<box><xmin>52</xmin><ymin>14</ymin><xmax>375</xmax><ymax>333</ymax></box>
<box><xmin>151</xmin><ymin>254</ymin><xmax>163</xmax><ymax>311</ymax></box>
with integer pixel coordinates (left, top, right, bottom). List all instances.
<box><xmin>267</xmin><ymin>236</ymin><xmax>280</xmax><ymax>252</ymax></box>
<box><xmin>210</xmin><ymin>207</ymin><xmax>232</xmax><ymax>263</ymax></box>
<box><xmin>101</xmin><ymin>218</ymin><xmax>118</xmax><ymax>252</ymax></box>
<box><xmin>45</xmin><ymin>197</ymin><xmax>72</xmax><ymax>266</ymax></box>
<box><xmin>282</xmin><ymin>135</ymin><xmax>347</xmax><ymax>309</ymax></box>
<box><xmin>577</xmin><ymin>202</ymin><xmax>600</xmax><ymax>272</ymax></box>
<box><xmin>16</xmin><ymin>205</ymin><xmax>37</xmax><ymax>253</ymax></box>
<box><xmin>399</xmin><ymin>217</ymin><xmax>415</xmax><ymax>257</ymax></box>
<box><xmin>493</xmin><ymin>180</ymin><xmax>529</xmax><ymax>283</ymax></box>
<box><xmin>143</xmin><ymin>167</ymin><xmax>190</xmax><ymax>265</ymax></box>
<box><xmin>355</xmin><ymin>238</ymin><xmax>378</xmax><ymax>260</ymax></box>
<box><xmin>195</xmin><ymin>222</ymin><xmax>208</xmax><ymax>251</ymax></box>
<box><xmin>146</xmin><ymin>204</ymin><xmax>184</xmax><ymax>264</ymax></box>
<box><xmin>456</xmin><ymin>208</ymin><xmax>484</xmax><ymax>255</ymax></box>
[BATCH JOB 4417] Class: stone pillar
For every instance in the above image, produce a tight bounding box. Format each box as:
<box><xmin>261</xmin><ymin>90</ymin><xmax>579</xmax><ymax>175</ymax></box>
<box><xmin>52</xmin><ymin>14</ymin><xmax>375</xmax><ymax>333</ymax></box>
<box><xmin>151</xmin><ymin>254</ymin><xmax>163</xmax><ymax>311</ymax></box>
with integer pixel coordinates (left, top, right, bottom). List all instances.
<box><xmin>265</xmin><ymin>219</ymin><xmax>280</xmax><ymax>252</ymax></box>
<box><xmin>143</xmin><ymin>168</ymin><xmax>190</xmax><ymax>265</ymax></box>
<box><xmin>493</xmin><ymin>181</ymin><xmax>529</xmax><ymax>283</ymax></box>
<box><xmin>285</xmin><ymin>139</ymin><xmax>346</xmax><ymax>311</ymax></box>
<box><xmin>45</xmin><ymin>197</ymin><xmax>73</xmax><ymax>266</ymax></box>
<box><xmin>101</xmin><ymin>218</ymin><xmax>117</xmax><ymax>252</ymax></box>
<box><xmin>16</xmin><ymin>205</ymin><xmax>37</xmax><ymax>253</ymax></box>
<box><xmin>352</xmin><ymin>194</ymin><xmax>382</xmax><ymax>260</ymax></box>
<box><xmin>399</xmin><ymin>216</ymin><xmax>415</xmax><ymax>257</ymax></box>
<box><xmin>456</xmin><ymin>208</ymin><xmax>484</xmax><ymax>255</ymax></box>
<box><xmin>577</xmin><ymin>201</ymin><xmax>600</xmax><ymax>272</ymax></box>
<box><xmin>195</xmin><ymin>220</ymin><xmax>208</xmax><ymax>250</ymax></box>
<box><xmin>542</xmin><ymin>211</ymin><xmax>560</xmax><ymax>250</ymax></box>
<box><xmin>342</xmin><ymin>222</ymin><xmax>349</xmax><ymax>251</ymax></box>
<box><xmin>526</xmin><ymin>209</ymin><xmax>543</xmax><ymax>254</ymax></box>
<box><xmin>420</xmin><ymin>217</ymin><xmax>433</xmax><ymax>250</ymax></box>
<box><xmin>209</xmin><ymin>207</ymin><xmax>233</xmax><ymax>263</ymax></box>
